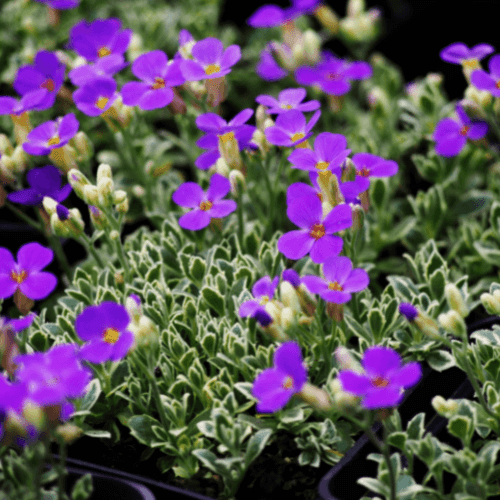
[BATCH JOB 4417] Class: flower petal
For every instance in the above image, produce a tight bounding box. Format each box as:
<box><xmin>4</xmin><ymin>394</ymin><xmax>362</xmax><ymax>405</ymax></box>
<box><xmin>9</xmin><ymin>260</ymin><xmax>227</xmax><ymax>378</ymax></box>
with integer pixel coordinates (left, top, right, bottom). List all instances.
<box><xmin>208</xmin><ymin>199</ymin><xmax>236</xmax><ymax>218</ymax></box>
<box><xmin>19</xmin><ymin>272</ymin><xmax>57</xmax><ymax>300</ymax></box>
<box><xmin>172</xmin><ymin>182</ymin><xmax>205</xmax><ymax>208</ymax></box>
<box><xmin>206</xmin><ymin>173</ymin><xmax>230</xmax><ymax>201</ymax></box>
<box><xmin>178</xmin><ymin>210</ymin><xmax>211</xmax><ymax>230</ymax></box>
<box><xmin>17</xmin><ymin>243</ymin><xmax>53</xmax><ymax>272</ymax></box>
<box><xmin>277</xmin><ymin>230</ymin><xmax>314</xmax><ymax>260</ymax></box>
<box><xmin>362</xmin><ymin>346</ymin><xmax>401</xmax><ymax>378</ymax></box>
<box><xmin>309</xmin><ymin>235</ymin><xmax>343</xmax><ymax>263</ymax></box>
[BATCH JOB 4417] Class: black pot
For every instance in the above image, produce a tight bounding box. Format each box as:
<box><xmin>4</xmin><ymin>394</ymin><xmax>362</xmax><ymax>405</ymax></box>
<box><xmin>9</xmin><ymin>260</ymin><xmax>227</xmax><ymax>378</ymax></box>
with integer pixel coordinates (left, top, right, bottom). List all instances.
<box><xmin>43</xmin><ymin>463</ymin><xmax>156</xmax><ymax>499</ymax></box>
<box><xmin>50</xmin><ymin>455</ymin><xmax>217</xmax><ymax>500</ymax></box>
<box><xmin>317</xmin><ymin>315</ymin><xmax>500</xmax><ymax>500</ymax></box>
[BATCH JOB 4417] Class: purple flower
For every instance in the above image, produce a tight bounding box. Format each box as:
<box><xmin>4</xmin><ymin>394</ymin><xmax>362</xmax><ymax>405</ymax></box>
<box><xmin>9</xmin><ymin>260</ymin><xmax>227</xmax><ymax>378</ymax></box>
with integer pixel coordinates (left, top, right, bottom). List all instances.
<box><xmin>172</xmin><ymin>173</ymin><xmax>237</xmax><ymax>230</ymax></box>
<box><xmin>248</xmin><ymin>0</ymin><xmax>320</xmax><ymax>28</ymax></box>
<box><xmin>68</xmin><ymin>54</ymin><xmax>128</xmax><ymax>86</ymax></box>
<box><xmin>288</xmin><ymin>132</ymin><xmax>350</xmax><ymax>174</ymax></box>
<box><xmin>254</xmin><ymin>309</ymin><xmax>273</xmax><ymax>327</ymax></box>
<box><xmin>13</xmin><ymin>51</ymin><xmax>65</xmax><ymax>111</ymax></box>
<box><xmin>256</xmin><ymin>45</ymin><xmax>288</xmax><ymax>81</ymax></box>
<box><xmin>179</xmin><ymin>37</ymin><xmax>241</xmax><ymax>81</ymax></box>
<box><xmin>433</xmin><ymin>104</ymin><xmax>488</xmax><ymax>157</ymax></box>
<box><xmin>399</xmin><ymin>303</ymin><xmax>418</xmax><ymax>322</ymax></box>
<box><xmin>471</xmin><ymin>54</ymin><xmax>500</xmax><ymax>97</ymax></box>
<box><xmin>338</xmin><ymin>346</ymin><xmax>422</xmax><ymax>409</ymax></box>
<box><xmin>0</xmin><ymin>243</ymin><xmax>57</xmax><ymax>300</ymax></box>
<box><xmin>33</xmin><ymin>0</ymin><xmax>80</xmax><ymax>8</ymax></box>
<box><xmin>265</xmin><ymin>109</ymin><xmax>321</xmax><ymax>147</ymax></box>
<box><xmin>73</xmin><ymin>77</ymin><xmax>119</xmax><ymax>116</ymax></box>
<box><xmin>14</xmin><ymin>344</ymin><xmax>92</xmax><ymax>407</ymax></box>
<box><xmin>0</xmin><ymin>91</ymin><xmax>48</xmax><ymax>116</ymax></box>
<box><xmin>0</xmin><ymin>374</ymin><xmax>28</xmax><ymax>415</ymax></box>
<box><xmin>256</xmin><ymin>88</ymin><xmax>320</xmax><ymax>114</ymax></box>
<box><xmin>194</xmin><ymin>110</ymin><xmax>256</xmax><ymax>170</ymax></box>
<box><xmin>23</xmin><ymin>114</ymin><xmax>79</xmax><ymax>156</ymax></box>
<box><xmin>68</xmin><ymin>18</ymin><xmax>133</xmax><ymax>63</ymax></box>
<box><xmin>1</xmin><ymin>313</ymin><xmax>37</xmax><ymax>333</ymax></box>
<box><xmin>75</xmin><ymin>302</ymin><xmax>134</xmax><ymax>363</ymax></box>
<box><xmin>295</xmin><ymin>52</ymin><xmax>372</xmax><ymax>95</ymax></box>
<box><xmin>282</xmin><ymin>269</ymin><xmax>301</xmax><ymax>288</ymax></box>
<box><xmin>351</xmin><ymin>153</ymin><xmax>399</xmax><ymax>192</ymax></box>
<box><xmin>306</xmin><ymin>171</ymin><xmax>364</xmax><ymax>206</ymax></box>
<box><xmin>239</xmin><ymin>275</ymin><xmax>280</xmax><ymax>319</ymax></box>
<box><xmin>286</xmin><ymin>180</ymin><xmax>323</xmax><ymax>206</ymax></box>
<box><xmin>7</xmin><ymin>165</ymin><xmax>72</xmax><ymax>206</ymax></box>
<box><xmin>439</xmin><ymin>42</ymin><xmax>494</xmax><ymax>65</ymax></box>
<box><xmin>174</xmin><ymin>29</ymin><xmax>195</xmax><ymax>60</ymax></box>
<box><xmin>301</xmin><ymin>256</ymin><xmax>369</xmax><ymax>304</ymax></box>
<box><xmin>277</xmin><ymin>193</ymin><xmax>352</xmax><ymax>263</ymax></box>
<box><xmin>121</xmin><ymin>51</ymin><xmax>185</xmax><ymax>110</ymax></box>
<box><xmin>252</xmin><ymin>341</ymin><xmax>307</xmax><ymax>413</ymax></box>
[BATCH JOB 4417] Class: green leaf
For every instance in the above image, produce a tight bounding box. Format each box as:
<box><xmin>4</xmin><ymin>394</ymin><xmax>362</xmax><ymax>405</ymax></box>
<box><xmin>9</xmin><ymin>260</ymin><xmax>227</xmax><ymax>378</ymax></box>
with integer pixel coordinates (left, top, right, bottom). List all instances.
<box><xmin>428</xmin><ymin>268</ymin><xmax>446</xmax><ymax>300</ymax></box>
<box><xmin>406</xmin><ymin>413</ymin><xmax>426</xmax><ymax>440</ymax></box>
<box><xmin>384</xmin><ymin>216</ymin><xmax>417</xmax><ymax>244</ymax></box>
<box><xmin>189</xmin><ymin>256</ymin><xmax>206</xmax><ymax>283</ymax></box>
<box><xmin>387</xmin><ymin>276</ymin><xmax>419</xmax><ymax>302</ymax></box>
<box><xmin>474</xmin><ymin>241</ymin><xmax>500</xmax><ymax>266</ymax></box>
<box><xmin>280</xmin><ymin>407</ymin><xmax>304</xmax><ymax>424</ymax></box>
<box><xmin>387</xmin><ymin>432</ymin><xmax>406</xmax><ymax>450</ymax></box>
<box><xmin>447</xmin><ymin>416</ymin><xmax>472</xmax><ymax>444</ymax></box>
<box><xmin>244</xmin><ymin>429</ymin><xmax>273</xmax><ymax>469</ymax></box>
<box><xmin>451</xmin><ymin>193</ymin><xmax>491</xmax><ymax>217</ymax></box>
<box><xmin>357</xmin><ymin>477</ymin><xmax>390</xmax><ymax>496</ymax></box>
<box><xmin>426</xmin><ymin>350</ymin><xmax>455</xmax><ymax>371</ymax></box>
<box><xmin>478</xmin><ymin>441</ymin><xmax>500</xmax><ymax>482</ymax></box>
<box><xmin>368</xmin><ymin>309</ymin><xmax>385</xmax><ymax>342</ymax></box>
<box><xmin>201</xmin><ymin>286</ymin><xmax>225</xmax><ymax>316</ymax></box>
<box><xmin>79</xmin><ymin>379</ymin><xmax>102</xmax><ymax>413</ymax></box>
<box><xmin>83</xmin><ymin>430</ymin><xmax>111</xmax><ymax>438</ymax></box>
<box><xmin>70</xmin><ymin>473</ymin><xmax>93</xmax><ymax>500</ymax></box>
<box><xmin>192</xmin><ymin>449</ymin><xmax>222</xmax><ymax>475</ymax></box>
<box><xmin>127</xmin><ymin>415</ymin><xmax>161</xmax><ymax>446</ymax></box>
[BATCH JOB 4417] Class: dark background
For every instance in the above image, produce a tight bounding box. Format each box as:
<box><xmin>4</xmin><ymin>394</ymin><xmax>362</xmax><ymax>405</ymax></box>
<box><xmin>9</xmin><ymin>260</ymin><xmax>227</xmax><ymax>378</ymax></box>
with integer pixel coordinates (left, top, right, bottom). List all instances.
<box><xmin>220</xmin><ymin>0</ymin><xmax>500</xmax><ymax>102</ymax></box>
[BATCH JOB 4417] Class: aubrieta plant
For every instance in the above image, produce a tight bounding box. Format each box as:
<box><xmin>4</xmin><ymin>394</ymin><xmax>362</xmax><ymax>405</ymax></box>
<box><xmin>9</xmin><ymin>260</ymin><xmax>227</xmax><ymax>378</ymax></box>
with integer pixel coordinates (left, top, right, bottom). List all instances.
<box><xmin>0</xmin><ymin>0</ymin><xmax>499</xmax><ymax>500</ymax></box>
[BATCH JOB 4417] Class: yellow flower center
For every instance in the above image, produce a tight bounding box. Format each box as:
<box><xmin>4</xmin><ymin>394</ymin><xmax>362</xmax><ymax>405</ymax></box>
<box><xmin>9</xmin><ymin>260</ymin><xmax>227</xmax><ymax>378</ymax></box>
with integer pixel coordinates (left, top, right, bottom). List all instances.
<box><xmin>459</xmin><ymin>125</ymin><xmax>470</xmax><ymax>136</ymax></box>
<box><xmin>356</xmin><ymin>167</ymin><xmax>370</xmax><ymax>177</ymax></box>
<box><xmin>496</xmin><ymin>79</ymin><xmax>500</xmax><ymax>90</ymax></box>
<box><xmin>316</xmin><ymin>161</ymin><xmax>329</xmax><ymax>170</ymax></box>
<box><xmin>47</xmin><ymin>136</ymin><xmax>60</xmax><ymax>147</ymax></box>
<box><xmin>310</xmin><ymin>222</ymin><xmax>325</xmax><ymax>239</ymax></box>
<box><xmin>371</xmin><ymin>375</ymin><xmax>389</xmax><ymax>388</ymax></box>
<box><xmin>326</xmin><ymin>72</ymin><xmax>339</xmax><ymax>80</ymax></box>
<box><xmin>40</xmin><ymin>78</ymin><xmax>55</xmax><ymax>92</ymax></box>
<box><xmin>219</xmin><ymin>131</ymin><xmax>235</xmax><ymax>144</ymax></box>
<box><xmin>282</xmin><ymin>376</ymin><xmax>294</xmax><ymax>390</ymax></box>
<box><xmin>461</xmin><ymin>58</ymin><xmax>479</xmax><ymax>70</ymax></box>
<box><xmin>291</xmin><ymin>132</ymin><xmax>305</xmax><ymax>143</ymax></box>
<box><xmin>10</xmin><ymin>270</ymin><xmax>28</xmax><ymax>284</ymax></box>
<box><xmin>259</xmin><ymin>295</ymin><xmax>269</xmax><ymax>305</ymax></box>
<box><xmin>328</xmin><ymin>281</ymin><xmax>343</xmax><ymax>291</ymax></box>
<box><xmin>102</xmin><ymin>327</ymin><xmax>120</xmax><ymax>344</ymax></box>
<box><xmin>98</xmin><ymin>46</ymin><xmax>112</xmax><ymax>58</ymax></box>
<box><xmin>205</xmin><ymin>64</ymin><xmax>221</xmax><ymax>75</ymax></box>
<box><xmin>317</xmin><ymin>192</ymin><xmax>323</xmax><ymax>202</ymax></box>
<box><xmin>95</xmin><ymin>96</ymin><xmax>109</xmax><ymax>110</ymax></box>
<box><xmin>281</xmin><ymin>103</ymin><xmax>293</xmax><ymax>109</ymax></box>
<box><xmin>151</xmin><ymin>77</ymin><xmax>166</xmax><ymax>90</ymax></box>
<box><xmin>199</xmin><ymin>200</ymin><xmax>213</xmax><ymax>211</ymax></box>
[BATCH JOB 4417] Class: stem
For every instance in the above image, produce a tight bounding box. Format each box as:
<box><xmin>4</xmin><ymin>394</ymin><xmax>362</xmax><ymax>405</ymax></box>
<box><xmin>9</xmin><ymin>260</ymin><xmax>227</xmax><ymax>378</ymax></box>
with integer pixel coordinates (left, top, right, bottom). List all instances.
<box><xmin>79</xmin><ymin>232</ymin><xmax>105</xmax><ymax>268</ymax></box>
<box><xmin>236</xmin><ymin>189</ymin><xmax>245</xmax><ymax>253</ymax></box>
<box><xmin>4</xmin><ymin>201</ymin><xmax>43</xmax><ymax>232</ymax></box>
<box><xmin>256</xmin><ymin>155</ymin><xmax>275</xmax><ymax>239</ymax></box>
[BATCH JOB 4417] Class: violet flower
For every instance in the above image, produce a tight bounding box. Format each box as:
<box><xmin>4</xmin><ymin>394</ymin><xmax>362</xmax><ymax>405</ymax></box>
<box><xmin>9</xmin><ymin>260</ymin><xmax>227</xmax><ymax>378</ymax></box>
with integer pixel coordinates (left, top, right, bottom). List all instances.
<box><xmin>439</xmin><ymin>42</ymin><xmax>494</xmax><ymax>65</ymax></box>
<box><xmin>0</xmin><ymin>91</ymin><xmax>47</xmax><ymax>116</ymax></box>
<box><xmin>172</xmin><ymin>173</ymin><xmax>237</xmax><ymax>230</ymax></box>
<box><xmin>239</xmin><ymin>275</ymin><xmax>280</xmax><ymax>320</ymax></box>
<box><xmin>13</xmin><ymin>51</ymin><xmax>65</xmax><ymax>111</ymax></box>
<box><xmin>265</xmin><ymin>109</ymin><xmax>321</xmax><ymax>147</ymax></box>
<box><xmin>23</xmin><ymin>113</ymin><xmax>79</xmax><ymax>156</ymax></box>
<box><xmin>121</xmin><ymin>50</ymin><xmax>185</xmax><ymax>110</ymax></box>
<box><xmin>295</xmin><ymin>52</ymin><xmax>372</xmax><ymax>95</ymax></box>
<box><xmin>288</xmin><ymin>132</ymin><xmax>350</xmax><ymax>174</ymax></box>
<box><xmin>256</xmin><ymin>45</ymin><xmax>288</xmax><ymax>81</ymax></box>
<box><xmin>1</xmin><ymin>313</ymin><xmax>37</xmax><ymax>333</ymax></box>
<box><xmin>301</xmin><ymin>256</ymin><xmax>369</xmax><ymax>304</ymax></box>
<box><xmin>399</xmin><ymin>303</ymin><xmax>419</xmax><ymax>322</ymax></box>
<box><xmin>33</xmin><ymin>0</ymin><xmax>79</xmax><ymax>8</ymax></box>
<box><xmin>68</xmin><ymin>18</ymin><xmax>133</xmax><ymax>63</ymax></box>
<box><xmin>7</xmin><ymin>165</ymin><xmax>72</xmax><ymax>206</ymax></box>
<box><xmin>338</xmin><ymin>346</ymin><xmax>422</xmax><ymax>409</ymax></box>
<box><xmin>75</xmin><ymin>302</ymin><xmax>134</xmax><ymax>363</ymax></box>
<box><xmin>248</xmin><ymin>0</ymin><xmax>320</xmax><ymax>28</ymax></box>
<box><xmin>277</xmin><ymin>193</ymin><xmax>352</xmax><ymax>263</ymax></box>
<box><xmin>0</xmin><ymin>242</ymin><xmax>57</xmax><ymax>301</ymax></box>
<box><xmin>306</xmin><ymin>171</ymin><xmax>364</xmax><ymax>206</ymax></box>
<box><xmin>68</xmin><ymin>54</ymin><xmax>128</xmax><ymax>86</ymax></box>
<box><xmin>179</xmin><ymin>37</ymin><xmax>241</xmax><ymax>81</ymax></box>
<box><xmin>256</xmin><ymin>88</ymin><xmax>320</xmax><ymax>114</ymax></box>
<box><xmin>73</xmin><ymin>77</ymin><xmax>119</xmax><ymax>116</ymax></box>
<box><xmin>351</xmin><ymin>153</ymin><xmax>399</xmax><ymax>192</ymax></box>
<box><xmin>252</xmin><ymin>341</ymin><xmax>307</xmax><ymax>413</ymax></box>
<box><xmin>0</xmin><ymin>374</ymin><xmax>28</xmax><ymax>415</ymax></box>
<box><xmin>282</xmin><ymin>269</ymin><xmax>301</xmax><ymax>288</ymax></box>
<box><xmin>471</xmin><ymin>54</ymin><xmax>500</xmax><ymax>97</ymax></box>
<box><xmin>433</xmin><ymin>104</ymin><xmax>488</xmax><ymax>157</ymax></box>
<box><xmin>174</xmin><ymin>29</ymin><xmax>196</xmax><ymax>61</ymax></box>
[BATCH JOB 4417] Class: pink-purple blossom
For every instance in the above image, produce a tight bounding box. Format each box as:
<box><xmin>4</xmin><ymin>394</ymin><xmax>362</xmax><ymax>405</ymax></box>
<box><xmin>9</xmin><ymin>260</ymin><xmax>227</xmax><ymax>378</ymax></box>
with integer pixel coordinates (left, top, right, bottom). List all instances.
<box><xmin>252</xmin><ymin>341</ymin><xmax>307</xmax><ymax>413</ymax></box>
<box><xmin>256</xmin><ymin>45</ymin><xmax>289</xmax><ymax>81</ymax></box>
<box><xmin>1</xmin><ymin>313</ymin><xmax>37</xmax><ymax>333</ymax></box>
<box><xmin>68</xmin><ymin>54</ymin><xmax>128</xmax><ymax>86</ymax></box>
<box><xmin>23</xmin><ymin>113</ymin><xmax>79</xmax><ymax>156</ymax></box>
<box><xmin>277</xmin><ymin>193</ymin><xmax>352</xmax><ymax>263</ymax></box>
<box><xmin>248</xmin><ymin>0</ymin><xmax>320</xmax><ymax>28</ymax></box>
<box><xmin>433</xmin><ymin>104</ymin><xmax>488</xmax><ymax>157</ymax></box>
<box><xmin>351</xmin><ymin>153</ymin><xmax>399</xmax><ymax>192</ymax></box>
<box><xmin>179</xmin><ymin>37</ymin><xmax>241</xmax><ymax>81</ymax></box>
<box><xmin>172</xmin><ymin>173</ymin><xmax>237</xmax><ymax>230</ymax></box>
<box><xmin>73</xmin><ymin>77</ymin><xmax>119</xmax><ymax>116</ymax></box>
<box><xmin>399</xmin><ymin>303</ymin><xmax>419</xmax><ymax>322</ymax></box>
<box><xmin>338</xmin><ymin>346</ymin><xmax>422</xmax><ymax>409</ymax></box>
<box><xmin>471</xmin><ymin>54</ymin><xmax>500</xmax><ymax>97</ymax></box>
<box><xmin>13</xmin><ymin>51</ymin><xmax>65</xmax><ymax>111</ymax></box>
<box><xmin>301</xmin><ymin>256</ymin><xmax>369</xmax><ymax>304</ymax></box>
<box><xmin>121</xmin><ymin>51</ymin><xmax>185</xmax><ymax>110</ymax></box>
<box><xmin>33</xmin><ymin>0</ymin><xmax>79</xmax><ymax>8</ymax></box>
<box><xmin>239</xmin><ymin>275</ymin><xmax>280</xmax><ymax>320</ymax></box>
<box><xmin>439</xmin><ymin>42</ymin><xmax>494</xmax><ymax>65</ymax></box>
<box><xmin>0</xmin><ymin>91</ymin><xmax>47</xmax><ymax>116</ymax></box>
<box><xmin>0</xmin><ymin>243</ymin><xmax>57</xmax><ymax>301</ymax></box>
<box><xmin>75</xmin><ymin>302</ymin><xmax>134</xmax><ymax>363</ymax></box>
<box><xmin>265</xmin><ymin>109</ymin><xmax>321</xmax><ymax>147</ymax></box>
<box><xmin>256</xmin><ymin>88</ymin><xmax>320</xmax><ymax>114</ymax></box>
<box><xmin>7</xmin><ymin>165</ymin><xmax>72</xmax><ymax>206</ymax></box>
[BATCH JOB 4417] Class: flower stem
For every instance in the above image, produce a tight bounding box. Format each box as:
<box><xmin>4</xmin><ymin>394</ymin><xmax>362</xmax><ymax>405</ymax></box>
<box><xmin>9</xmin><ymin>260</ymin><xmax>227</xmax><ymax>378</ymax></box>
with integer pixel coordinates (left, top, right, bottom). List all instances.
<box><xmin>4</xmin><ymin>201</ymin><xmax>43</xmax><ymax>232</ymax></box>
<box><xmin>79</xmin><ymin>232</ymin><xmax>105</xmax><ymax>268</ymax></box>
<box><xmin>236</xmin><ymin>190</ymin><xmax>245</xmax><ymax>253</ymax></box>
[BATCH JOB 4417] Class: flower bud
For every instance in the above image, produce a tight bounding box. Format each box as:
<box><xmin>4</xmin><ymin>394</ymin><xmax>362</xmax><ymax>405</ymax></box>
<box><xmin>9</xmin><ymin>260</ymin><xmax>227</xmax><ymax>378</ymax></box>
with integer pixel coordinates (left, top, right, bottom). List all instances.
<box><xmin>438</xmin><ymin>310</ymin><xmax>467</xmax><ymax>340</ymax></box>
<box><xmin>73</xmin><ymin>131</ymin><xmax>93</xmax><ymax>161</ymax></box>
<box><xmin>334</xmin><ymin>390</ymin><xmax>362</xmax><ymax>413</ymax></box>
<box><xmin>313</xmin><ymin>4</ymin><xmax>340</xmax><ymax>35</ymax></box>
<box><xmin>297</xmin><ymin>382</ymin><xmax>333</xmax><ymax>412</ymax></box>
<box><xmin>341</xmin><ymin>158</ymin><xmax>356</xmax><ymax>183</ymax></box>
<box><xmin>335</xmin><ymin>346</ymin><xmax>364</xmax><ymax>373</ymax></box>
<box><xmin>296</xmin><ymin>283</ymin><xmax>317</xmax><ymax>316</ymax></box>
<box><xmin>445</xmin><ymin>284</ymin><xmax>468</xmax><ymax>318</ymax></box>
<box><xmin>50</xmin><ymin>212</ymin><xmax>70</xmax><ymax>237</ymax></box>
<box><xmin>280</xmin><ymin>281</ymin><xmax>302</xmax><ymax>313</ymax></box>
<box><xmin>264</xmin><ymin>301</ymin><xmax>283</xmax><ymax>325</ymax></box>
<box><xmin>210</xmin><ymin>156</ymin><xmax>230</xmax><ymax>178</ymax></box>
<box><xmin>127</xmin><ymin>33</ymin><xmax>143</xmax><ymax>61</ymax></box>
<box><xmin>218</xmin><ymin>131</ymin><xmax>242</xmax><ymax>170</ymax></box>
<box><xmin>97</xmin><ymin>163</ymin><xmax>112</xmax><ymax>183</ymax></box>
<box><xmin>256</xmin><ymin>105</ymin><xmax>268</xmax><ymax>132</ymax></box>
<box><xmin>116</xmin><ymin>198</ymin><xmax>129</xmax><ymax>213</ymax></box>
<box><xmin>49</xmin><ymin>144</ymin><xmax>78</xmax><ymax>174</ymax></box>
<box><xmin>42</xmin><ymin>196</ymin><xmax>58</xmax><ymax>216</ymax></box>
<box><xmin>89</xmin><ymin>205</ymin><xmax>109</xmax><ymax>230</ymax></box>
<box><xmin>251</xmin><ymin>129</ymin><xmax>271</xmax><ymax>156</ymax></box>
<box><xmin>82</xmin><ymin>184</ymin><xmax>99</xmax><ymax>206</ymax></box>
<box><xmin>481</xmin><ymin>293</ymin><xmax>500</xmax><ymax>315</ymax></box>
<box><xmin>130</xmin><ymin>315</ymin><xmax>159</xmax><ymax>349</ymax></box>
<box><xmin>113</xmin><ymin>190</ymin><xmax>127</xmax><ymax>205</ymax></box>
<box><xmin>271</xmin><ymin>42</ymin><xmax>295</xmax><ymax>71</ymax></box>
<box><xmin>414</xmin><ymin>313</ymin><xmax>441</xmax><ymax>339</ymax></box>
<box><xmin>0</xmin><ymin>134</ymin><xmax>14</xmax><ymax>156</ymax></box>
<box><xmin>110</xmin><ymin>230</ymin><xmax>120</xmax><ymax>240</ymax></box>
<box><xmin>11</xmin><ymin>145</ymin><xmax>28</xmax><ymax>174</ymax></box>
<box><xmin>126</xmin><ymin>294</ymin><xmax>142</xmax><ymax>323</ymax></box>
<box><xmin>229</xmin><ymin>169</ymin><xmax>246</xmax><ymax>196</ymax></box>
<box><xmin>347</xmin><ymin>0</ymin><xmax>365</xmax><ymax>17</ymax></box>
<box><xmin>10</xmin><ymin>112</ymin><xmax>32</xmax><ymax>146</ymax></box>
<box><xmin>68</xmin><ymin>169</ymin><xmax>90</xmax><ymax>200</ymax></box>
<box><xmin>464</xmin><ymin>84</ymin><xmax>492</xmax><ymax>108</ymax></box>
<box><xmin>301</xmin><ymin>30</ymin><xmax>321</xmax><ymax>65</ymax></box>
<box><xmin>280</xmin><ymin>306</ymin><xmax>296</xmax><ymax>329</ymax></box>
<box><xmin>97</xmin><ymin>177</ymin><xmax>115</xmax><ymax>208</ymax></box>
<box><xmin>54</xmin><ymin>423</ymin><xmax>84</xmax><ymax>444</ymax></box>
<box><xmin>352</xmin><ymin>204</ymin><xmax>365</xmax><ymax>231</ymax></box>
<box><xmin>22</xmin><ymin>400</ymin><xmax>47</xmax><ymax>432</ymax></box>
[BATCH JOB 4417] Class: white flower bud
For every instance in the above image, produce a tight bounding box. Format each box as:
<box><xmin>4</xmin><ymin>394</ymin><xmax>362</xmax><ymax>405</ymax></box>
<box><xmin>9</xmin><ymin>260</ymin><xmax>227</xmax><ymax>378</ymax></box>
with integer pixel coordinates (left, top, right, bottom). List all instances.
<box><xmin>280</xmin><ymin>281</ymin><xmax>301</xmax><ymax>313</ymax></box>
<box><xmin>68</xmin><ymin>169</ymin><xmax>90</xmax><ymax>200</ymax></box>
<box><xmin>297</xmin><ymin>382</ymin><xmax>333</xmax><ymax>412</ymax></box>
<box><xmin>481</xmin><ymin>293</ymin><xmax>500</xmax><ymax>315</ymax></box>
<box><xmin>229</xmin><ymin>169</ymin><xmax>246</xmax><ymax>196</ymax></box>
<box><xmin>97</xmin><ymin>177</ymin><xmax>115</xmax><ymax>208</ymax></box>
<box><xmin>280</xmin><ymin>306</ymin><xmax>296</xmax><ymax>329</ymax></box>
<box><xmin>110</xmin><ymin>230</ymin><xmax>120</xmax><ymax>240</ymax></box>
<box><xmin>335</xmin><ymin>346</ymin><xmax>364</xmax><ymax>373</ymax></box>
<box><xmin>97</xmin><ymin>163</ymin><xmax>112</xmax><ymax>182</ymax></box>
<box><xmin>42</xmin><ymin>196</ymin><xmax>58</xmax><ymax>216</ymax></box>
<box><xmin>114</xmin><ymin>190</ymin><xmax>127</xmax><ymax>204</ymax></box>
<box><xmin>445</xmin><ymin>284</ymin><xmax>468</xmax><ymax>318</ymax></box>
<box><xmin>438</xmin><ymin>310</ymin><xmax>467</xmax><ymax>339</ymax></box>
